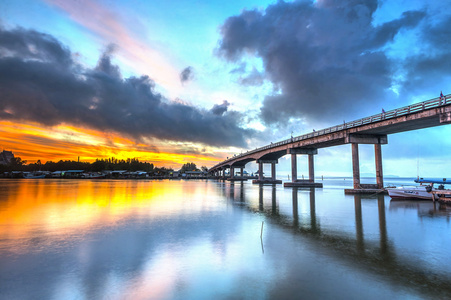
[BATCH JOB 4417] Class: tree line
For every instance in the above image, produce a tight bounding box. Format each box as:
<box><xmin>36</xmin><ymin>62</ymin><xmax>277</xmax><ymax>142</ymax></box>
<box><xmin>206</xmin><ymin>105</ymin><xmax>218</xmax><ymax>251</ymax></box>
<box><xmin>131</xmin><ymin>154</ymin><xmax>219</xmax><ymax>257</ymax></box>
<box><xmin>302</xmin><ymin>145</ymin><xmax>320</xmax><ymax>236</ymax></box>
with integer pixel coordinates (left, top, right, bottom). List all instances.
<box><xmin>0</xmin><ymin>156</ymin><xmax>207</xmax><ymax>175</ymax></box>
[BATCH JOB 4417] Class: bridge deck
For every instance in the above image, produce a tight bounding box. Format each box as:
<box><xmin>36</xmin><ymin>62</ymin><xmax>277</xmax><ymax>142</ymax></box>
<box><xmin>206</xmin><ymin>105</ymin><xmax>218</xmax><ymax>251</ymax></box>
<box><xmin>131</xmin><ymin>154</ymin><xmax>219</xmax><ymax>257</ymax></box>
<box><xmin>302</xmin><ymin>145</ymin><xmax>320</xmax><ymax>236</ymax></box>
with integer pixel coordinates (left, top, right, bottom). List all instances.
<box><xmin>211</xmin><ymin>94</ymin><xmax>451</xmax><ymax>170</ymax></box>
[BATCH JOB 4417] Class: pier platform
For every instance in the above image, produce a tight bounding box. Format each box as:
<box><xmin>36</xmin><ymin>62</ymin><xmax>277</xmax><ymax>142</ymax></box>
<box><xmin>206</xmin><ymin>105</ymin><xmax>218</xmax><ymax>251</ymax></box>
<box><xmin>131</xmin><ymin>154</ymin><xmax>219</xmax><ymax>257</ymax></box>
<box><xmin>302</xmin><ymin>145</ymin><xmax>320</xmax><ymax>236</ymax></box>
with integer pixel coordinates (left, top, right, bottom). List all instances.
<box><xmin>227</xmin><ymin>178</ymin><xmax>248</xmax><ymax>182</ymax></box>
<box><xmin>284</xmin><ymin>180</ymin><xmax>323</xmax><ymax>188</ymax></box>
<box><xmin>344</xmin><ymin>189</ymin><xmax>387</xmax><ymax>195</ymax></box>
<box><xmin>431</xmin><ymin>190</ymin><xmax>451</xmax><ymax>205</ymax></box>
<box><xmin>252</xmin><ymin>179</ymin><xmax>282</xmax><ymax>184</ymax></box>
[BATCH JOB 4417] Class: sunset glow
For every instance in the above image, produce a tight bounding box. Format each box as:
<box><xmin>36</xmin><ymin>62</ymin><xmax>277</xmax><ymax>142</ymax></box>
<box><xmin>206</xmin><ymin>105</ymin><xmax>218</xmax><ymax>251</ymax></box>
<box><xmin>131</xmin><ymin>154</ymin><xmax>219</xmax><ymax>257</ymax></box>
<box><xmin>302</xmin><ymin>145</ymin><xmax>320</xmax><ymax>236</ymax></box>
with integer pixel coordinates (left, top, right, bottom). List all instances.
<box><xmin>0</xmin><ymin>120</ymin><xmax>222</xmax><ymax>168</ymax></box>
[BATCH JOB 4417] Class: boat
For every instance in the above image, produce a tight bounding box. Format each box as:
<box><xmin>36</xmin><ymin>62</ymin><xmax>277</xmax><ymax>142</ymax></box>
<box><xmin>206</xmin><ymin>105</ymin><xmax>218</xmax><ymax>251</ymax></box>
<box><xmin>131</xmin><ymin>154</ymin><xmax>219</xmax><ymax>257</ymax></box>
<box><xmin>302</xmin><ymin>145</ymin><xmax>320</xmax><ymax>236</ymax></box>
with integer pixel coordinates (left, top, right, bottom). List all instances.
<box><xmin>24</xmin><ymin>172</ymin><xmax>46</xmax><ymax>179</ymax></box>
<box><xmin>386</xmin><ymin>178</ymin><xmax>449</xmax><ymax>200</ymax></box>
<box><xmin>89</xmin><ymin>173</ymin><xmax>106</xmax><ymax>179</ymax></box>
<box><xmin>81</xmin><ymin>172</ymin><xmax>106</xmax><ymax>179</ymax></box>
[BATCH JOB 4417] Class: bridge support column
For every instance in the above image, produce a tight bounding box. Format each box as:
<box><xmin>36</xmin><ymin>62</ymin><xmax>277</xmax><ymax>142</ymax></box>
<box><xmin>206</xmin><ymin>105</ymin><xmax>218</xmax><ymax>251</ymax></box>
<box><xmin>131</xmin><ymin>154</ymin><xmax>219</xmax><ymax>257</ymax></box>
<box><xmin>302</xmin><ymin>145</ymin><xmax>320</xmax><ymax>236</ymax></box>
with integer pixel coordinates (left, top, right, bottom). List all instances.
<box><xmin>375</xmin><ymin>144</ymin><xmax>383</xmax><ymax>189</ymax></box>
<box><xmin>308</xmin><ymin>154</ymin><xmax>314</xmax><ymax>183</ymax></box>
<box><xmin>271</xmin><ymin>162</ymin><xmax>276</xmax><ymax>181</ymax></box>
<box><xmin>240</xmin><ymin>167</ymin><xmax>244</xmax><ymax>178</ymax></box>
<box><xmin>227</xmin><ymin>165</ymin><xmax>248</xmax><ymax>181</ymax></box>
<box><xmin>258</xmin><ymin>162</ymin><xmax>263</xmax><ymax>181</ymax></box>
<box><xmin>345</xmin><ymin>133</ymin><xmax>388</xmax><ymax>194</ymax></box>
<box><xmin>284</xmin><ymin>148</ymin><xmax>322</xmax><ymax>187</ymax></box>
<box><xmin>291</xmin><ymin>153</ymin><xmax>297</xmax><ymax>182</ymax></box>
<box><xmin>253</xmin><ymin>160</ymin><xmax>282</xmax><ymax>184</ymax></box>
<box><xmin>352</xmin><ymin>143</ymin><xmax>360</xmax><ymax>189</ymax></box>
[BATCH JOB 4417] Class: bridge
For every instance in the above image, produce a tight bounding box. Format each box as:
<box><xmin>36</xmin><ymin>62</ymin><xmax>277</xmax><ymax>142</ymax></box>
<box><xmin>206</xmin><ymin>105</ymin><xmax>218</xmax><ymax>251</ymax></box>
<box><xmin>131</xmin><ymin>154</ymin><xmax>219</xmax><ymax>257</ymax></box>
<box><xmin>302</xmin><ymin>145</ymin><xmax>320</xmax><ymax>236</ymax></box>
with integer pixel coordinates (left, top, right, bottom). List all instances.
<box><xmin>209</xmin><ymin>94</ymin><xmax>451</xmax><ymax>193</ymax></box>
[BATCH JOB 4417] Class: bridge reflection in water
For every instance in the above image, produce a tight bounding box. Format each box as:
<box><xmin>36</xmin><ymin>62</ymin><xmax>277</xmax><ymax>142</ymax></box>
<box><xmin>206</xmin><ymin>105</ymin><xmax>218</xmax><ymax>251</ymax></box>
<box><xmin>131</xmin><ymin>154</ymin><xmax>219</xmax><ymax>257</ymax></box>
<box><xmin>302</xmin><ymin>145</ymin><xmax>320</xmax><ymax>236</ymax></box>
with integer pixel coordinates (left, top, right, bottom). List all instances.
<box><xmin>221</xmin><ymin>182</ymin><xmax>451</xmax><ymax>297</ymax></box>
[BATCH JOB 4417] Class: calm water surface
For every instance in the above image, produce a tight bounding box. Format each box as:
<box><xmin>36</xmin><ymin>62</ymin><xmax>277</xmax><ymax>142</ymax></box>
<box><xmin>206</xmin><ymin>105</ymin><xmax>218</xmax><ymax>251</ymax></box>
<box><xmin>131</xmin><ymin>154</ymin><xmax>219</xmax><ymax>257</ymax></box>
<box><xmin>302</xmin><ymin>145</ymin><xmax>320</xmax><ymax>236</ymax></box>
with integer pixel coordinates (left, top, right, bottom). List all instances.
<box><xmin>1</xmin><ymin>178</ymin><xmax>450</xmax><ymax>299</ymax></box>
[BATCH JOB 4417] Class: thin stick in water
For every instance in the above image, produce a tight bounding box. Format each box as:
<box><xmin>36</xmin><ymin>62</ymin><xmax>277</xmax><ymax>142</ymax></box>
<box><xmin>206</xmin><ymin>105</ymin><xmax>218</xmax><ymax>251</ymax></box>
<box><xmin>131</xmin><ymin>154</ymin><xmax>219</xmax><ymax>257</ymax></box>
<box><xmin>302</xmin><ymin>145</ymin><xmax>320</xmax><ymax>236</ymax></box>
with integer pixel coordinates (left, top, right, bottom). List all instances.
<box><xmin>260</xmin><ymin>221</ymin><xmax>264</xmax><ymax>238</ymax></box>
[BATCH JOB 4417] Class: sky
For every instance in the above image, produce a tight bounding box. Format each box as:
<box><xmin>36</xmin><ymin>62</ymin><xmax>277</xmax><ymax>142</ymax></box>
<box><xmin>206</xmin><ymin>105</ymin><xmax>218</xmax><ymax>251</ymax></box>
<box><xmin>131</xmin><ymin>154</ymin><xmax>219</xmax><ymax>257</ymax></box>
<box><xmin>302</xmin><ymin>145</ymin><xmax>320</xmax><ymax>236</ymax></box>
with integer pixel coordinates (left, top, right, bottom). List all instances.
<box><xmin>1</xmin><ymin>0</ymin><xmax>451</xmax><ymax>177</ymax></box>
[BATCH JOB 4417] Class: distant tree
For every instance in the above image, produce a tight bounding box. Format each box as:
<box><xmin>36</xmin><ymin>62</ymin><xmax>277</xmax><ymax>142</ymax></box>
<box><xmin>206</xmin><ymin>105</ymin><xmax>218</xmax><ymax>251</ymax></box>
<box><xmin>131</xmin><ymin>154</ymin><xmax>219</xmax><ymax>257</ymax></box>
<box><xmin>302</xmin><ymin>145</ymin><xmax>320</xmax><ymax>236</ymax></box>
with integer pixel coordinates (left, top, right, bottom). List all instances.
<box><xmin>91</xmin><ymin>159</ymin><xmax>106</xmax><ymax>172</ymax></box>
<box><xmin>180</xmin><ymin>162</ymin><xmax>198</xmax><ymax>173</ymax></box>
<box><xmin>10</xmin><ymin>157</ymin><xmax>26</xmax><ymax>170</ymax></box>
<box><xmin>154</xmin><ymin>166</ymin><xmax>173</xmax><ymax>176</ymax></box>
<box><xmin>2</xmin><ymin>155</ymin><xmax>157</xmax><ymax>173</ymax></box>
<box><xmin>201</xmin><ymin>166</ymin><xmax>208</xmax><ymax>173</ymax></box>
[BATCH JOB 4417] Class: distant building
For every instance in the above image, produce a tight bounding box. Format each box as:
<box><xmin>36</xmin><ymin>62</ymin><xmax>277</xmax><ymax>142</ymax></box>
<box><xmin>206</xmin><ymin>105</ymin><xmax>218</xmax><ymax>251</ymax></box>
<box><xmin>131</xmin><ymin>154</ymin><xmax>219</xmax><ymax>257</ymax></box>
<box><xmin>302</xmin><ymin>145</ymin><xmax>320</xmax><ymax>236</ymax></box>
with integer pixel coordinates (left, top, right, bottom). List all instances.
<box><xmin>185</xmin><ymin>171</ymin><xmax>204</xmax><ymax>178</ymax></box>
<box><xmin>0</xmin><ymin>150</ymin><xmax>14</xmax><ymax>165</ymax></box>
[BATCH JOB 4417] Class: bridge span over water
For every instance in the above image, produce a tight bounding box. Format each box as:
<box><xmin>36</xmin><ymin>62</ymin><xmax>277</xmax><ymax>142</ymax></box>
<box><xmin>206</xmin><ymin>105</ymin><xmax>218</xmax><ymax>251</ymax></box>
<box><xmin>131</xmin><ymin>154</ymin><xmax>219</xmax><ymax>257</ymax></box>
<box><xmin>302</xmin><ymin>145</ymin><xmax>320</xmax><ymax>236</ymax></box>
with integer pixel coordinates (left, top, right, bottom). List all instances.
<box><xmin>209</xmin><ymin>94</ymin><xmax>451</xmax><ymax>192</ymax></box>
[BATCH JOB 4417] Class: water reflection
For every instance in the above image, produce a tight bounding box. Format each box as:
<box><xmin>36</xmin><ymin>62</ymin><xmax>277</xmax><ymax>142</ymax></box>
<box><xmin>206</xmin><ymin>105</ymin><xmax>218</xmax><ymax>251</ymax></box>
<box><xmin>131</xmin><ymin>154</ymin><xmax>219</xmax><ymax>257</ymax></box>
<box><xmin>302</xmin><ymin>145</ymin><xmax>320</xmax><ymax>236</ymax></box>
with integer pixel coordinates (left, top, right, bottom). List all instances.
<box><xmin>226</xmin><ymin>184</ymin><xmax>451</xmax><ymax>298</ymax></box>
<box><xmin>354</xmin><ymin>195</ymin><xmax>364</xmax><ymax>253</ymax></box>
<box><xmin>389</xmin><ymin>199</ymin><xmax>451</xmax><ymax>220</ymax></box>
<box><xmin>1</xmin><ymin>179</ymin><xmax>451</xmax><ymax>299</ymax></box>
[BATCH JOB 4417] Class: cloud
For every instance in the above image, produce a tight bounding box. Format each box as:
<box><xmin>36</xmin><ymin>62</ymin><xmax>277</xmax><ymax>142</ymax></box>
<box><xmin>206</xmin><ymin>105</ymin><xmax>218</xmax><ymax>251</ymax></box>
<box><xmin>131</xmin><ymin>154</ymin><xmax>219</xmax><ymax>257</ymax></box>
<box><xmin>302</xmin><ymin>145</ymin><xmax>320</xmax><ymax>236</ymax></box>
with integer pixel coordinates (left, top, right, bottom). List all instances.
<box><xmin>45</xmin><ymin>0</ymin><xmax>182</xmax><ymax>94</ymax></box>
<box><xmin>238</xmin><ymin>67</ymin><xmax>264</xmax><ymax>86</ymax></box>
<box><xmin>180</xmin><ymin>66</ymin><xmax>194</xmax><ymax>84</ymax></box>
<box><xmin>0</xmin><ymin>26</ymin><xmax>255</xmax><ymax>148</ymax></box>
<box><xmin>211</xmin><ymin>100</ymin><xmax>230</xmax><ymax>116</ymax></box>
<box><xmin>217</xmin><ymin>0</ymin><xmax>428</xmax><ymax>125</ymax></box>
<box><xmin>401</xmin><ymin>13</ymin><xmax>451</xmax><ymax>93</ymax></box>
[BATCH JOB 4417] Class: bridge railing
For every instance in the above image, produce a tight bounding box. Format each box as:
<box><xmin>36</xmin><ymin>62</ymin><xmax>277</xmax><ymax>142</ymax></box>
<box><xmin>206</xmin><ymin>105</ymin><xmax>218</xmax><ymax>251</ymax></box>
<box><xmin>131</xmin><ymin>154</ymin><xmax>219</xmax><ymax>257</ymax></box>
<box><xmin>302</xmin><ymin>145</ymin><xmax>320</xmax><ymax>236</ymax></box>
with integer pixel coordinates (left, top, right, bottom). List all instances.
<box><xmin>211</xmin><ymin>94</ymin><xmax>449</xmax><ymax>170</ymax></box>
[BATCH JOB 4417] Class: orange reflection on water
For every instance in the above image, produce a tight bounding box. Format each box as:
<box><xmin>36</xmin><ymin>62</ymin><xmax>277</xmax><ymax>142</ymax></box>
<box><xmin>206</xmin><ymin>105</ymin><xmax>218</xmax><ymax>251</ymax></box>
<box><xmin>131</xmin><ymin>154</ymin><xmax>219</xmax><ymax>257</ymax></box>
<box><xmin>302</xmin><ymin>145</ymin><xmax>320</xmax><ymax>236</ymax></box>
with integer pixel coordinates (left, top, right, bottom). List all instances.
<box><xmin>0</xmin><ymin>179</ymin><xmax>210</xmax><ymax>254</ymax></box>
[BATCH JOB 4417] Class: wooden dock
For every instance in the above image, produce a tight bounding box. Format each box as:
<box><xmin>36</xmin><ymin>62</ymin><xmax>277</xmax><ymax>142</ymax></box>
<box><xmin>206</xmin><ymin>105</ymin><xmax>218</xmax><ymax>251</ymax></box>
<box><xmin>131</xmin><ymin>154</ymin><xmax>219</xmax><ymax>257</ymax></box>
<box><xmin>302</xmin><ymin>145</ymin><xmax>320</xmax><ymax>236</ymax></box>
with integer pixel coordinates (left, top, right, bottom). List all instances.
<box><xmin>431</xmin><ymin>190</ymin><xmax>451</xmax><ymax>204</ymax></box>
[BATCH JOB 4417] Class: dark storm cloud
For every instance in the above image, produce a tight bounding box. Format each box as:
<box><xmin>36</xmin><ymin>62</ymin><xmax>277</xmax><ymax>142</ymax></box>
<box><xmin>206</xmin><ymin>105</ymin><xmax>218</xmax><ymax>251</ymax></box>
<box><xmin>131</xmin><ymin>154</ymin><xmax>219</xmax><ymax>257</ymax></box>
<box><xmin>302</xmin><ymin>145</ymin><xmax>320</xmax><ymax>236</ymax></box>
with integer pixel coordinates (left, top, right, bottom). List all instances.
<box><xmin>401</xmin><ymin>14</ymin><xmax>451</xmax><ymax>92</ymax></box>
<box><xmin>217</xmin><ymin>0</ymin><xmax>427</xmax><ymax>124</ymax></box>
<box><xmin>0</xmin><ymin>27</ymin><xmax>254</xmax><ymax>147</ymax></box>
<box><xmin>180</xmin><ymin>66</ymin><xmax>194</xmax><ymax>84</ymax></box>
<box><xmin>211</xmin><ymin>100</ymin><xmax>230</xmax><ymax>116</ymax></box>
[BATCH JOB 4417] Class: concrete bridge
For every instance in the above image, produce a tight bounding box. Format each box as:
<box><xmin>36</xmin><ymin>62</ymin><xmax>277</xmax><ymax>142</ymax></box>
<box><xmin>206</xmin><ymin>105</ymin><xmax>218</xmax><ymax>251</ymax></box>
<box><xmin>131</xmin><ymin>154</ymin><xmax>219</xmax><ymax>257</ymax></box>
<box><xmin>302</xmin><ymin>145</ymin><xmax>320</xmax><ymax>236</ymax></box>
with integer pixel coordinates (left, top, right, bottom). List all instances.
<box><xmin>209</xmin><ymin>94</ymin><xmax>451</xmax><ymax>192</ymax></box>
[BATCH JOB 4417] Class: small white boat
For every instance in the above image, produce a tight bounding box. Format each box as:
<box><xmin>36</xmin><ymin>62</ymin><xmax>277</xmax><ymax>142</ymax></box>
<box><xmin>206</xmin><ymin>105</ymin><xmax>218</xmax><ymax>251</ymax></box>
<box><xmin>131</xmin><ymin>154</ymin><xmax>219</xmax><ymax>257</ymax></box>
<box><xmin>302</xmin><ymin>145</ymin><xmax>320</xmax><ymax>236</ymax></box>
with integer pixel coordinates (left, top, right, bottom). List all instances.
<box><xmin>24</xmin><ymin>172</ymin><xmax>46</xmax><ymax>179</ymax></box>
<box><xmin>386</xmin><ymin>178</ymin><xmax>450</xmax><ymax>200</ymax></box>
<box><xmin>81</xmin><ymin>172</ymin><xmax>106</xmax><ymax>179</ymax></box>
<box><xmin>88</xmin><ymin>173</ymin><xmax>106</xmax><ymax>179</ymax></box>
<box><xmin>386</xmin><ymin>185</ymin><xmax>437</xmax><ymax>200</ymax></box>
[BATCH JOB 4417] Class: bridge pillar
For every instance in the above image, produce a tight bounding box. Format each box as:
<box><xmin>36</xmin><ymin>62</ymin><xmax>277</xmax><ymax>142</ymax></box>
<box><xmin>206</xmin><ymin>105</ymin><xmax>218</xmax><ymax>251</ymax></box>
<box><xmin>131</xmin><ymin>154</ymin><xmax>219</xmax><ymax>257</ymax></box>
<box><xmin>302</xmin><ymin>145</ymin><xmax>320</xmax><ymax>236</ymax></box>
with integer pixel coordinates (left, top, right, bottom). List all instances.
<box><xmin>352</xmin><ymin>143</ymin><xmax>360</xmax><ymax>189</ymax></box>
<box><xmin>271</xmin><ymin>162</ymin><xmax>276</xmax><ymax>180</ymax></box>
<box><xmin>291</xmin><ymin>153</ymin><xmax>297</xmax><ymax>181</ymax></box>
<box><xmin>253</xmin><ymin>160</ymin><xmax>282</xmax><ymax>184</ymax></box>
<box><xmin>375</xmin><ymin>144</ymin><xmax>384</xmax><ymax>189</ymax></box>
<box><xmin>284</xmin><ymin>148</ymin><xmax>322</xmax><ymax>187</ymax></box>
<box><xmin>308</xmin><ymin>154</ymin><xmax>314</xmax><ymax>183</ymax></box>
<box><xmin>240</xmin><ymin>167</ymin><xmax>244</xmax><ymax>178</ymax></box>
<box><xmin>345</xmin><ymin>135</ymin><xmax>387</xmax><ymax>194</ymax></box>
<box><xmin>258</xmin><ymin>162</ymin><xmax>263</xmax><ymax>180</ymax></box>
<box><xmin>227</xmin><ymin>165</ymin><xmax>248</xmax><ymax>181</ymax></box>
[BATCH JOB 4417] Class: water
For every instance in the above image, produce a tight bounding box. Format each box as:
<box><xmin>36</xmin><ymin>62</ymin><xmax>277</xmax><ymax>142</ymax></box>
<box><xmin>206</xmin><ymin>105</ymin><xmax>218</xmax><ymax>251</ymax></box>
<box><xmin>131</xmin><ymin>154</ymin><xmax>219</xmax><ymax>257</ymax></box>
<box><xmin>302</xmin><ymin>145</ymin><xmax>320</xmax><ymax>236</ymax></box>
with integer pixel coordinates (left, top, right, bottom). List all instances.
<box><xmin>1</xmin><ymin>178</ymin><xmax>450</xmax><ymax>299</ymax></box>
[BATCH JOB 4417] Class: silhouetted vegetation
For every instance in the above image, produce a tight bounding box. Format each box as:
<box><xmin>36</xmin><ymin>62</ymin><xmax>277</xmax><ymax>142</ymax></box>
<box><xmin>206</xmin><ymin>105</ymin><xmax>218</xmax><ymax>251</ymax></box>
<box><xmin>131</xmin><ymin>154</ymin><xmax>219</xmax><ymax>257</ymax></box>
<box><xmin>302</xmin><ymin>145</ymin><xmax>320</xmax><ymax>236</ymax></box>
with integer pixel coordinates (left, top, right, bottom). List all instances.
<box><xmin>0</xmin><ymin>156</ymin><xmax>176</xmax><ymax>174</ymax></box>
<box><xmin>180</xmin><ymin>162</ymin><xmax>199</xmax><ymax>172</ymax></box>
